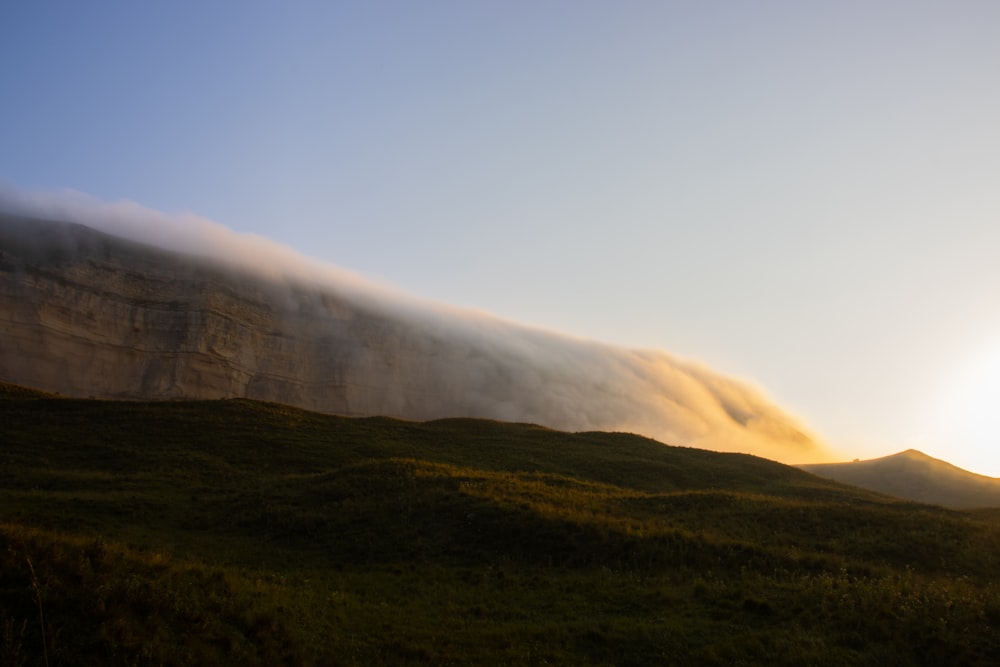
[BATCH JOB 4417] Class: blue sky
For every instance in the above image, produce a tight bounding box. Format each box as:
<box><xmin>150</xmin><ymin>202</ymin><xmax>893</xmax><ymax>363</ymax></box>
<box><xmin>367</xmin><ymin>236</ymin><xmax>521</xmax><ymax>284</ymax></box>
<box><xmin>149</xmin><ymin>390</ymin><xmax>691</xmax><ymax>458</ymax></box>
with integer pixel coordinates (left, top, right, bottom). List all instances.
<box><xmin>3</xmin><ymin>2</ymin><xmax>1000</xmax><ymax>473</ymax></box>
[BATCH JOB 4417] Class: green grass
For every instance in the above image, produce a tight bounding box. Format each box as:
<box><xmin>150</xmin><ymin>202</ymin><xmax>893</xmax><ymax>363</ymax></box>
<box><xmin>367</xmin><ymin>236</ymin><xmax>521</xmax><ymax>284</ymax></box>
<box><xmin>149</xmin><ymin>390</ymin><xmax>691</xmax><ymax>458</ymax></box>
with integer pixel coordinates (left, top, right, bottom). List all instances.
<box><xmin>2</xmin><ymin>385</ymin><xmax>1000</xmax><ymax>665</ymax></box>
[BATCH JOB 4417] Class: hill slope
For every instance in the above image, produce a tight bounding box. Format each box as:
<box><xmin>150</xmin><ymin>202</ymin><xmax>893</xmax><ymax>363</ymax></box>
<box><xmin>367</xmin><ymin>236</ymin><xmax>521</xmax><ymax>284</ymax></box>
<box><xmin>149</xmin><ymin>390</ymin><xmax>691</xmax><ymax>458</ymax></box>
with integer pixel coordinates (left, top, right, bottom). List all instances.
<box><xmin>798</xmin><ymin>449</ymin><xmax>1000</xmax><ymax>509</ymax></box>
<box><xmin>3</xmin><ymin>387</ymin><xmax>1000</xmax><ymax>665</ymax></box>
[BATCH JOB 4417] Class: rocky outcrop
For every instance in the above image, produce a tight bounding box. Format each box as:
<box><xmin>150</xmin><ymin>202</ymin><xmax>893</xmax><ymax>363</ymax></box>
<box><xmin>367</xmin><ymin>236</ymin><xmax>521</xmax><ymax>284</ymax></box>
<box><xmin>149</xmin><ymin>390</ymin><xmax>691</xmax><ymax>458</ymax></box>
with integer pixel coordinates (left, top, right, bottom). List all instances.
<box><xmin>0</xmin><ymin>213</ymin><xmax>826</xmax><ymax>461</ymax></box>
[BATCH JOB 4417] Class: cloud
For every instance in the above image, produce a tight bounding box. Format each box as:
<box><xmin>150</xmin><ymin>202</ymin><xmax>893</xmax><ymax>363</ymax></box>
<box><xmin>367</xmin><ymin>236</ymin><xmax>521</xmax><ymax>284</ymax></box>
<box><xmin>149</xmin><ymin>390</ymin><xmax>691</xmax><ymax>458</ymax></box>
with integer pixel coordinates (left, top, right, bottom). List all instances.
<box><xmin>0</xmin><ymin>182</ymin><xmax>829</xmax><ymax>463</ymax></box>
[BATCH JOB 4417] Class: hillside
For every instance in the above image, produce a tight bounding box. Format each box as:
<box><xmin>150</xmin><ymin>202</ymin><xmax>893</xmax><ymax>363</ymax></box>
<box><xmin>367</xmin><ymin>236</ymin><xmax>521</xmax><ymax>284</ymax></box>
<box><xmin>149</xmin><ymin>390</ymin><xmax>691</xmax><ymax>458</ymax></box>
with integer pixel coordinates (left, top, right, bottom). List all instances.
<box><xmin>798</xmin><ymin>449</ymin><xmax>1000</xmax><ymax>509</ymax></box>
<box><xmin>2</xmin><ymin>386</ymin><xmax>1000</xmax><ymax>665</ymax></box>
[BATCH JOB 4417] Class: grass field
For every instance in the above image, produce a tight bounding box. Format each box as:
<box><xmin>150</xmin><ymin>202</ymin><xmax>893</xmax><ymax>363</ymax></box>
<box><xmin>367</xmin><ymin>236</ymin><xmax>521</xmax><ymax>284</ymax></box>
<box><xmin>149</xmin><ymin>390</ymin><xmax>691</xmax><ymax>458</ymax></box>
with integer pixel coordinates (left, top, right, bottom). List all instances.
<box><xmin>2</xmin><ymin>384</ymin><xmax>1000</xmax><ymax>665</ymax></box>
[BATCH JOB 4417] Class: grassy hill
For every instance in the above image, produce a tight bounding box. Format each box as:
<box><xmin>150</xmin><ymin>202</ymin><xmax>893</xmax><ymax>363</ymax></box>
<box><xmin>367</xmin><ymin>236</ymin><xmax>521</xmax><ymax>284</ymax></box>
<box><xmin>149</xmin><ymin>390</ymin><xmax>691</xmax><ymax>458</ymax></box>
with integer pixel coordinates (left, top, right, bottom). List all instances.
<box><xmin>2</xmin><ymin>384</ymin><xmax>1000</xmax><ymax>665</ymax></box>
<box><xmin>799</xmin><ymin>449</ymin><xmax>1000</xmax><ymax>509</ymax></box>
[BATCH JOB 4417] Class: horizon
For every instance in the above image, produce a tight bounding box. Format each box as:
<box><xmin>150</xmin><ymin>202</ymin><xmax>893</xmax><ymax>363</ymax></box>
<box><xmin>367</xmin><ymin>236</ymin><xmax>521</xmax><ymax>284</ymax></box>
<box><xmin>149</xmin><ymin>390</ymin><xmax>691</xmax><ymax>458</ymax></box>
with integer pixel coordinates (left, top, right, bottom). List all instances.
<box><xmin>2</xmin><ymin>3</ymin><xmax>999</xmax><ymax>475</ymax></box>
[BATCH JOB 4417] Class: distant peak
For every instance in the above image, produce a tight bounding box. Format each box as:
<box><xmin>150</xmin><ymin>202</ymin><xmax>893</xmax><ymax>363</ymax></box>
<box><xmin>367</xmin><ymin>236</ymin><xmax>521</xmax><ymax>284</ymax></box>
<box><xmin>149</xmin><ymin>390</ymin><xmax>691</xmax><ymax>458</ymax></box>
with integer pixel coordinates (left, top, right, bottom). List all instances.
<box><xmin>899</xmin><ymin>449</ymin><xmax>930</xmax><ymax>458</ymax></box>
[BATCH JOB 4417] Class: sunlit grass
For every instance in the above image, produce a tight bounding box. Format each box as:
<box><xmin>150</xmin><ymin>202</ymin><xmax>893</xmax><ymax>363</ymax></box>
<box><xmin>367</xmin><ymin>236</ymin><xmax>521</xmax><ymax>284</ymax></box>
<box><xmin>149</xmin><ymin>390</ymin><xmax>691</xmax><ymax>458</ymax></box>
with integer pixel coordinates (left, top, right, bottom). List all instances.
<box><xmin>2</xmin><ymin>385</ymin><xmax>1000</xmax><ymax>664</ymax></box>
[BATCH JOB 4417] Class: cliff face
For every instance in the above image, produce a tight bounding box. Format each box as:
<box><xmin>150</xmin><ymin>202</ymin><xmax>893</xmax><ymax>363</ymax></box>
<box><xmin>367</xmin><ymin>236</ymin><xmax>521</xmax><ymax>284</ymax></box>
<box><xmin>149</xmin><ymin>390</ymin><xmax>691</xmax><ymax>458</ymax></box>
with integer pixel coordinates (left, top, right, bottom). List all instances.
<box><xmin>0</xmin><ymin>215</ymin><xmax>445</xmax><ymax>416</ymax></box>
<box><xmin>0</xmin><ymin>213</ymin><xmax>826</xmax><ymax>461</ymax></box>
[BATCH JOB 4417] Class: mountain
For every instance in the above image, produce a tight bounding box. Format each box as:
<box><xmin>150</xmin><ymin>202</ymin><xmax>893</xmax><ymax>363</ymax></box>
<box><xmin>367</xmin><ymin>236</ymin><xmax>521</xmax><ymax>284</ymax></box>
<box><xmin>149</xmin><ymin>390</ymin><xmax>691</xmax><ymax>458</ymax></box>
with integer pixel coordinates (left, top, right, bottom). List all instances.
<box><xmin>0</xmin><ymin>211</ymin><xmax>823</xmax><ymax>462</ymax></box>
<box><xmin>798</xmin><ymin>449</ymin><xmax>1000</xmax><ymax>508</ymax></box>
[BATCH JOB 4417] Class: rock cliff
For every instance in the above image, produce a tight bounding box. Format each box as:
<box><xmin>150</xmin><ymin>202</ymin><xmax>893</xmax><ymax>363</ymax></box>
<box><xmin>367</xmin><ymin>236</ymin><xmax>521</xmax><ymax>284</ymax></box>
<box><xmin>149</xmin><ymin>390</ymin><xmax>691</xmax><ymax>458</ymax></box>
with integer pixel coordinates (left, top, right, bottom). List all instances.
<box><xmin>0</xmin><ymin>214</ymin><xmax>465</xmax><ymax>417</ymax></box>
<box><xmin>0</xmin><ymin>212</ymin><xmax>825</xmax><ymax>461</ymax></box>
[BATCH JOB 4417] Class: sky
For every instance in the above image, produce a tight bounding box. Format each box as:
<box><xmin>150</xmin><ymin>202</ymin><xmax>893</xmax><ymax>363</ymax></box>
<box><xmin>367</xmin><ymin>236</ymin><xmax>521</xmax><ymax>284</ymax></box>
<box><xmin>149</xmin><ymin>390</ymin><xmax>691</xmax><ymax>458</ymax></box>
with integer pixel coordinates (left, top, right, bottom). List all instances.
<box><xmin>2</xmin><ymin>2</ymin><xmax>999</xmax><ymax>474</ymax></box>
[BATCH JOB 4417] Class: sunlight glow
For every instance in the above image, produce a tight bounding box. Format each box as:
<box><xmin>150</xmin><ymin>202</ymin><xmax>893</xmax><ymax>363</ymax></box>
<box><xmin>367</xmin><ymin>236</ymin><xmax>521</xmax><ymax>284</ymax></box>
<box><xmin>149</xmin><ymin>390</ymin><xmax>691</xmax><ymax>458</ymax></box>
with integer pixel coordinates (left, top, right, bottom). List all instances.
<box><xmin>933</xmin><ymin>343</ymin><xmax>1000</xmax><ymax>477</ymax></box>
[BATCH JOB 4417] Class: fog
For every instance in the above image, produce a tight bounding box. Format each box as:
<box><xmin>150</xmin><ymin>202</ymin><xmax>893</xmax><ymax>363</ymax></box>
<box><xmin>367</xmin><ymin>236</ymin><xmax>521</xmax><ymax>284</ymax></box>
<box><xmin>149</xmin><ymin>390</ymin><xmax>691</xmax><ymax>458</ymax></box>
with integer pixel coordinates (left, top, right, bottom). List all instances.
<box><xmin>0</xmin><ymin>184</ymin><xmax>829</xmax><ymax>463</ymax></box>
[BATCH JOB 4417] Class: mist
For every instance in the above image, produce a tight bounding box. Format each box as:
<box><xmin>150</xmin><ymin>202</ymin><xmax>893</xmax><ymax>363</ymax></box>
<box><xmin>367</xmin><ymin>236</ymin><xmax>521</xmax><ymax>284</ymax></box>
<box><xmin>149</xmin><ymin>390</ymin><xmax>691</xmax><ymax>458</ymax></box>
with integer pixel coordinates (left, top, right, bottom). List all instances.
<box><xmin>0</xmin><ymin>184</ymin><xmax>829</xmax><ymax>464</ymax></box>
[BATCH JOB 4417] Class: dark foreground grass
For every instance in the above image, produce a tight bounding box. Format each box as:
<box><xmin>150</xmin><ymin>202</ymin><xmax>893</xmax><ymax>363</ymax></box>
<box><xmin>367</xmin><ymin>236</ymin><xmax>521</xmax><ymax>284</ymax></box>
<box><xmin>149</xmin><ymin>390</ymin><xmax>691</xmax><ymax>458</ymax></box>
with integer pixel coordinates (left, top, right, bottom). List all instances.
<box><xmin>2</xmin><ymin>386</ymin><xmax>1000</xmax><ymax>665</ymax></box>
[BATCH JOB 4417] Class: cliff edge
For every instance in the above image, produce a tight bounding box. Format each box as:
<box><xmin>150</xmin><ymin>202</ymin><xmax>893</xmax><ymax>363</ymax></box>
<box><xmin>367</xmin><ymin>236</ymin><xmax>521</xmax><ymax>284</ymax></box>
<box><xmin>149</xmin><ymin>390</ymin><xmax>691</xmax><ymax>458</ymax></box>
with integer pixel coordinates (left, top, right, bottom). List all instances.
<box><xmin>0</xmin><ymin>212</ymin><xmax>825</xmax><ymax>462</ymax></box>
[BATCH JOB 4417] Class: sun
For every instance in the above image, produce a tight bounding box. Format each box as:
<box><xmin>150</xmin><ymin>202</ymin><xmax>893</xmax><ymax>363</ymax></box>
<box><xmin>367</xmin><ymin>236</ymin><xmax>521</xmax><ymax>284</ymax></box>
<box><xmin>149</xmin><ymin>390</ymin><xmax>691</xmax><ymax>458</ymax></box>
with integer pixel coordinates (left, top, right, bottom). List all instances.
<box><xmin>932</xmin><ymin>343</ymin><xmax>1000</xmax><ymax>477</ymax></box>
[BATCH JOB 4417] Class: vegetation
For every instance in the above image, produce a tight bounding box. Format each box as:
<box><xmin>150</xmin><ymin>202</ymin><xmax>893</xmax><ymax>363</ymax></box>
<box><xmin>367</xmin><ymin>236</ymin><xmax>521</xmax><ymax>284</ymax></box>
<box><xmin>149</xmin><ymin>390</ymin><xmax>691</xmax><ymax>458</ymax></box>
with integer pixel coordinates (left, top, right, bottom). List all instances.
<box><xmin>799</xmin><ymin>449</ymin><xmax>1000</xmax><ymax>509</ymax></box>
<box><xmin>2</xmin><ymin>383</ymin><xmax>1000</xmax><ymax>665</ymax></box>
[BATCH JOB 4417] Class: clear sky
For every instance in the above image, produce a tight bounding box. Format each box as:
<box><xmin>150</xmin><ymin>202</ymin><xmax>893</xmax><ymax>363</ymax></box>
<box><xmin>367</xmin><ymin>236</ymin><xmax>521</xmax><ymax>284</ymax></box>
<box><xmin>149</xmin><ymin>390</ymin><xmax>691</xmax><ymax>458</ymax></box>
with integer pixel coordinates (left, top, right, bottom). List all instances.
<box><xmin>3</xmin><ymin>2</ymin><xmax>999</xmax><ymax>474</ymax></box>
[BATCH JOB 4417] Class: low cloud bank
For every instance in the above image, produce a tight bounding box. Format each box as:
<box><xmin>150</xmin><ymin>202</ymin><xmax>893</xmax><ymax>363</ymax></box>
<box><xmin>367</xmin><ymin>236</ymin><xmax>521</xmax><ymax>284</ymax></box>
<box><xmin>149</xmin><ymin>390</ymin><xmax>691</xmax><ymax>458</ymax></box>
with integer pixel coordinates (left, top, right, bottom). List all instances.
<box><xmin>0</xmin><ymin>183</ymin><xmax>828</xmax><ymax>463</ymax></box>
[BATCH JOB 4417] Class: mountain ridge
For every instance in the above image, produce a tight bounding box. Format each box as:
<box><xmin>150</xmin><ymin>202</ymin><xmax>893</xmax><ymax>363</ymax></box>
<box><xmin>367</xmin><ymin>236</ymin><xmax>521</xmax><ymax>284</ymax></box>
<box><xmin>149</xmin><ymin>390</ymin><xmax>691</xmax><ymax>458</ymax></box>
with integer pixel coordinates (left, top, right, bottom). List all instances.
<box><xmin>0</xmin><ymin>211</ymin><xmax>824</xmax><ymax>462</ymax></box>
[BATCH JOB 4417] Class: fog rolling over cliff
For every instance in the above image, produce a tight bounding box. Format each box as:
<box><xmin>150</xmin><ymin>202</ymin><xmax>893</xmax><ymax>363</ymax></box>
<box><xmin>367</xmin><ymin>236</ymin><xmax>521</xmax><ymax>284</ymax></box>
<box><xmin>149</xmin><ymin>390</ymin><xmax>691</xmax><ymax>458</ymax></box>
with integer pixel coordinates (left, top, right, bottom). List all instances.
<box><xmin>0</xmin><ymin>201</ymin><xmax>826</xmax><ymax>463</ymax></box>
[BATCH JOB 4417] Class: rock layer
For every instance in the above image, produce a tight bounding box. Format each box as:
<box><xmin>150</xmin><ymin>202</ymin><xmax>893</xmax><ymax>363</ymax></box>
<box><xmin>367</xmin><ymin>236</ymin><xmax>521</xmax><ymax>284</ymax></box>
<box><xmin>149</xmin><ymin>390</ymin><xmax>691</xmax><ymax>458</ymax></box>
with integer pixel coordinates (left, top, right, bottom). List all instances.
<box><xmin>0</xmin><ymin>213</ymin><xmax>825</xmax><ymax>461</ymax></box>
<box><xmin>0</xmin><ymin>215</ymin><xmax>447</xmax><ymax>416</ymax></box>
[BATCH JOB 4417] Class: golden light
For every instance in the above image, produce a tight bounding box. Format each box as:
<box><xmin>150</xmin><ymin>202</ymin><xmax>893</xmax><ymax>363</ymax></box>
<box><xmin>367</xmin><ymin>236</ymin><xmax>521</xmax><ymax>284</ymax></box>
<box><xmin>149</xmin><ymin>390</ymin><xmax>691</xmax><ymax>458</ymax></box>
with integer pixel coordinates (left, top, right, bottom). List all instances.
<box><xmin>933</xmin><ymin>342</ymin><xmax>1000</xmax><ymax>477</ymax></box>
